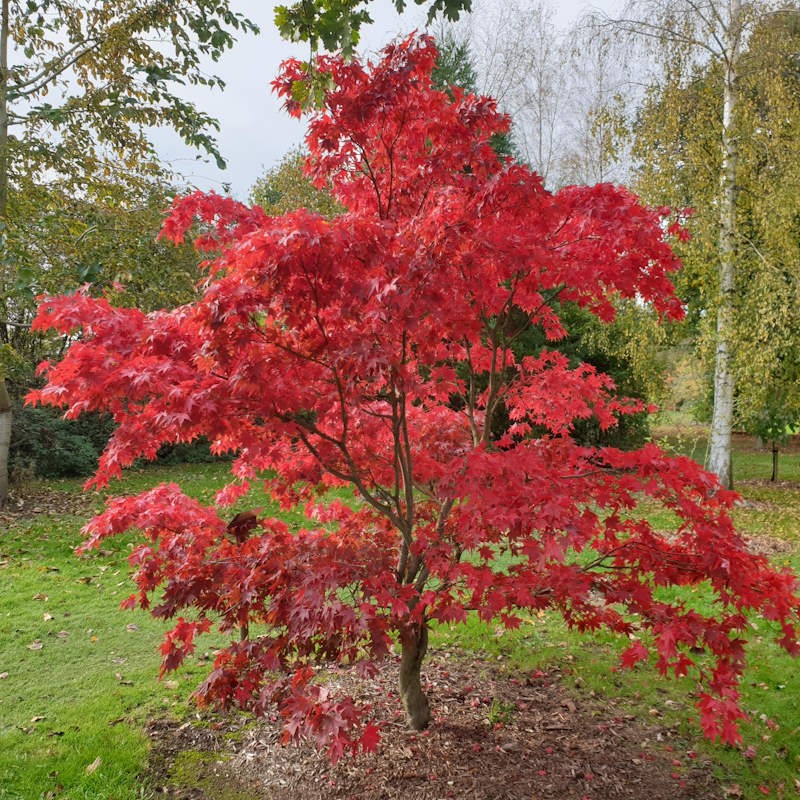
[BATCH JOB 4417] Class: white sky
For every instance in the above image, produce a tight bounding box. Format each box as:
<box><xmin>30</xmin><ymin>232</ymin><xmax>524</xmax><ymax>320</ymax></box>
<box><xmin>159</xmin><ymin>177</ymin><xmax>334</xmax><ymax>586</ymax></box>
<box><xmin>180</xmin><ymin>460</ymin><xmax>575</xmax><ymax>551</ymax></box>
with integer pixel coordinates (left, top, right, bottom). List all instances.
<box><xmin>153</xmin><ymin>0</ymin><xmax>619</xmax><ymax>200</ymax></box>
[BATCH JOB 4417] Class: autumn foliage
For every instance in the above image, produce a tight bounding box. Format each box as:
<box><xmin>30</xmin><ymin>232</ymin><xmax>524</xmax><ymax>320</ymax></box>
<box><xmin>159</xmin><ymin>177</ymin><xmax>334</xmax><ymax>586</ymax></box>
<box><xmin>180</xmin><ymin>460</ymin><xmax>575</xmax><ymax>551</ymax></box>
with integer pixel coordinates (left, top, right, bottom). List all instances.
<box><xmin>29</xmin><ymin>36</ymin><xmax>799</xmax><ymax>761</ymax></box>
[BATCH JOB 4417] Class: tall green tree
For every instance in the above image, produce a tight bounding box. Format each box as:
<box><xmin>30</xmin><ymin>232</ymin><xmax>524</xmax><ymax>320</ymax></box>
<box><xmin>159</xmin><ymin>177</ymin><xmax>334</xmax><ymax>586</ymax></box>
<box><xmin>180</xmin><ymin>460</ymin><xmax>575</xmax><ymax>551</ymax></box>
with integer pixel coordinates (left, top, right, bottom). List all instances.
<box><xmin>632</xmin><ymin>3</ymin><xmax>800</xmax><ymax>481</ymax></box>
<box><xmin>0</xmin><ymin>0</ymin><xmax>257</xmax><ymax>505</ymax></box>
<box><xmin>250</xmin><ymin>148</ymin><xmax>343</xmax><ymax>218</ymax></box>
<box><xmin>601</xmin><ymin>0</ymin><xmax>798</xmax><ymax>489</ymax></box>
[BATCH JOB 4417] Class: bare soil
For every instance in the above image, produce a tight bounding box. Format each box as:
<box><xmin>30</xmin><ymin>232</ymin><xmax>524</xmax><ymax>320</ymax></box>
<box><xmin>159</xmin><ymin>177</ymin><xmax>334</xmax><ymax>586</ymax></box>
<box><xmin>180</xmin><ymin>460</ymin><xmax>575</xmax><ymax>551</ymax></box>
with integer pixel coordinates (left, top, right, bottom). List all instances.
<box><xmin>143</xmin><ymin>653</ymin><xmax>725</xmax><ymax>800</ymax></box>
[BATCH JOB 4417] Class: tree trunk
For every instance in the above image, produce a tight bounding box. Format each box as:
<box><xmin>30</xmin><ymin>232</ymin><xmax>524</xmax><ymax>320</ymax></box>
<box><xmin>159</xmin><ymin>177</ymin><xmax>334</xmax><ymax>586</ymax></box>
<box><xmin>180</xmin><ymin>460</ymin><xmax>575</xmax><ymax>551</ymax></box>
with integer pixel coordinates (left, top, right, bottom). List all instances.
<box><xmin>771</xmin><ymin>441</ymin><xmax>779</xmax><ymax>483</ymax></box>
<box><xmin>0</xmin><ymin>0</ymin><xmax>10</xmax><ymax>509</ymax></box>
<box><xmin>0</xmin><ymin>378</ymin><xmax>10</xmax><ymax>508</ymax></box>
<box><xmin>0</xmin><ymin>0</ymin><xmax>8</xmax><ymax>219</ymax></box>
<box><xmin>706</xmin><ymin>0</ymin><xmax>741</xmax><ymax>491</ymax></box>
<box><xmin>399</xmin><ymin>622</ymin><xmax>431</xmax><ymax>730</ymax></box>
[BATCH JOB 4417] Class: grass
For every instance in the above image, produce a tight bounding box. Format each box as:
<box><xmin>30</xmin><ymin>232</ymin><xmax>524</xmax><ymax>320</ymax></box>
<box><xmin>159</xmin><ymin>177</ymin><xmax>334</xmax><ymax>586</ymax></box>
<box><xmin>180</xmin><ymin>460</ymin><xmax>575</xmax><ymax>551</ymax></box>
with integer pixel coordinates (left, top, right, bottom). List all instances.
<box><xmin>0</xmin><ymin>517</ymin><xmax>214</xmax><ymax>799</ymax></box>
<box><xmin>2</xmin><ymin>440</ymin><xmax>800</xmax><ymax>798</ymax></box>
<box><xmin>0</xmin><ymin>465</ymin><xmax>243</xmax><ymax>800</ymax></box>
<box><xmin>431</xmin><ymin>550</ymin><xmax>800</xmax><ymax>798</ymax></box>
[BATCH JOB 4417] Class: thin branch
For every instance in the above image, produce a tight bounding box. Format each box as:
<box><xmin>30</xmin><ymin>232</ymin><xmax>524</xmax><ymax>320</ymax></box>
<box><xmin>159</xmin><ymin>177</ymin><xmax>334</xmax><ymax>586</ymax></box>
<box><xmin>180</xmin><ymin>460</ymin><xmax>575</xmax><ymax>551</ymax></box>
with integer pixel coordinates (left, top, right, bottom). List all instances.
<box><xmin>294</xmin><ymin>427</ymin><xmax>403</xmax><ymax>531</ymax></box>
<box><xmin>595</xmin><ymin>14</ymin><xmax>719</xmax><ymax>58</ymax></box>
<box><xmin>0</xmin><ymin>317</ymin><xmax>31</xmax><ymax>329</ymax></box>
<box><xmin>10</xmin><ymin>38</ymin><xmax>103</xmax><ymax>99</ymax></box>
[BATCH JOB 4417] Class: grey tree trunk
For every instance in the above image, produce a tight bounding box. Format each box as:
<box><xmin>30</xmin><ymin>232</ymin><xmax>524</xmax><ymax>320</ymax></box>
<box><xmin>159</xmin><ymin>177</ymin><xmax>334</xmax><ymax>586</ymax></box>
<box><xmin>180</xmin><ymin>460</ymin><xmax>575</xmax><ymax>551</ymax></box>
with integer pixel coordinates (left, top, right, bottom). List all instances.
<box><xmin>0</xmin><ymin>0</ymin><xmax>10</xmax><ymax>509</ymax></box>
<box><xmin>706</xmin><ymin>0</ymin><xmax>741</xmax><ymax>491</ymax></box>
<box><xmin>0</xmin><ymin>379</ymin><xmax>9</xmax><ymax>507</ymax></box>
<box><xmin>0</xmin><ymin>0</ymin><xmax>7</xmax><ymax>219</ymax></box>
<box><xmin>399</xmin><ymin>622</ymin><xmax>431</xmax><ymax>730</ymax></box>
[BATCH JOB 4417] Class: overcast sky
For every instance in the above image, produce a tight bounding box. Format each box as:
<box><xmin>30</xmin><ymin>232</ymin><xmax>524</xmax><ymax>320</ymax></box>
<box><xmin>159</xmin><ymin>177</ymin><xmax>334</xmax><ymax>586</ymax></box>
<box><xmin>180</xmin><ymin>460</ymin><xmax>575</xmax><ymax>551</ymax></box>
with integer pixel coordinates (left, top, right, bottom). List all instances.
<box><xmin>154</xmin><ymin>0</ymin><xmax>619</xmax><ymax>200</ymax></box>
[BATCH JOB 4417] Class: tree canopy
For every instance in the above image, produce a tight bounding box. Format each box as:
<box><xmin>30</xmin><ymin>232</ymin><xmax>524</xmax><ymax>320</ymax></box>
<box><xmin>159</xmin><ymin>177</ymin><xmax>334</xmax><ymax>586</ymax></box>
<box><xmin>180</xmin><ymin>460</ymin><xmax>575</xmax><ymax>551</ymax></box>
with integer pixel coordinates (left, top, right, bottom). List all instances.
<box><xmin>632</xmin><ymin>4</ymin><xmax>800</xmax><ymax>475</ymax></box>
<box><xmin>249</xmin><ymin>148</ymin><xmax>343</xmax><ymax>218</ymax></box>
<box><xmin>274</xmin><ymin>0</ymin><xmax>472</xmax><ymax>56</ymax></box>
<box><xmin>0</xmin><ymin>0</ymin><xmax>257</xmax><ymax>505</ymax></box>
<box><xmin>29</xmin><ymin>35</ymin><xmax>800</xmax><ymax>761</ymax></box>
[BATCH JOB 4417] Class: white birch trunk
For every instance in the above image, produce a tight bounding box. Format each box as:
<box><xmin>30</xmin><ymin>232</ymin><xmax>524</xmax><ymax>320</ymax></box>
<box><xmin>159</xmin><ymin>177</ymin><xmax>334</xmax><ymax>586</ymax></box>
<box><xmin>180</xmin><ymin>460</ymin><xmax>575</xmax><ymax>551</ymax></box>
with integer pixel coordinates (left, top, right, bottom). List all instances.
<box><xmin>706</xmin><ymin>0</ymin><xmax>741</xmax><ymax>490</ymax></box>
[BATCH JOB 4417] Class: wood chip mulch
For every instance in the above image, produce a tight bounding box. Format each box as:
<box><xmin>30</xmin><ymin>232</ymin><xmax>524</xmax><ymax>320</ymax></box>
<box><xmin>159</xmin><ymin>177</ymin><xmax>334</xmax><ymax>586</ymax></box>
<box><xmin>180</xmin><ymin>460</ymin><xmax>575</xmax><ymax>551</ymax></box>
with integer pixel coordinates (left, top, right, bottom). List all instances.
<box><xmin>144</xmin><ymin>652</ymin><xmax>725</xmax><ymax>800</ymax></box>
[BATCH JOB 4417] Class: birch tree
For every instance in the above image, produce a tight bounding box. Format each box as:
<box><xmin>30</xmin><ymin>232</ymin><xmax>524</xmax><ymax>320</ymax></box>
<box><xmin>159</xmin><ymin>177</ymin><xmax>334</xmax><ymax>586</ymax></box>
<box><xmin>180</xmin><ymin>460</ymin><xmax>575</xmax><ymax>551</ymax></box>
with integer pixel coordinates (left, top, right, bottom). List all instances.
<box><xmin>457</xmin><ymin>0</ymin><xmax>567</xmax><ymax>185</ymax></box>
<box><xmin>558</xmin><ymin>29</ymin><xmax>633</xmax><ymax>187</ymax></box>
<box><xmin>597</xmin><ymin>0</ymin><xmax>787</xmax><ymax>488</ymax></box>
<box><xmin>633</xmin><ymin>5</ymin><xmax>800</xmax><ymax>480</ymax></box>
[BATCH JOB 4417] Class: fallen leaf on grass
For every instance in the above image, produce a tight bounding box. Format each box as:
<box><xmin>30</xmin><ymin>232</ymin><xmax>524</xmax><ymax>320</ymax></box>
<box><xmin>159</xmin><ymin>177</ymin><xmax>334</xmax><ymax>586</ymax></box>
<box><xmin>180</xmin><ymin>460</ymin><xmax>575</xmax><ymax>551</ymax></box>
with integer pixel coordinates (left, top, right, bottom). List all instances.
<box><xmin>0</xmin><ymin>672</ymin><xmax>8</xmax><ymax>679</ymax></box>
<box><xmin>27</xmin><ymin>640</ymin><xmax>43</xmax><ymax>651</ymax></box>
<box><xmin>114</xmin><ymin>672</ymin><xmax>134</xmax><ymax>686</ymax></box>
<box><xmin>84</xmin><ymin>756</ymin><xmax>101</xmax><ymax>775</ymax></box>
<box><xmin>31</xmin><ymin>715</ymin><xmax>46</xmax><ymax>723</ymax></box>
<box><xmin>126</xmin><ymin>623</ymin><xmax>139</xmax><ymax>632</ymax></box>
<box><xmin>56</xmin><ymin>630</ymin><xmax>70</xmax><ymax>639</ymax></box>
<box><xmin>32</xmin><ymin>593</ymin><xmax>48</xmax><ymax>601</ymax></box>
<box><xmin>43</xmin><ymin>613</ymin><xmax>54</xmax><ymax>622</ymax></box>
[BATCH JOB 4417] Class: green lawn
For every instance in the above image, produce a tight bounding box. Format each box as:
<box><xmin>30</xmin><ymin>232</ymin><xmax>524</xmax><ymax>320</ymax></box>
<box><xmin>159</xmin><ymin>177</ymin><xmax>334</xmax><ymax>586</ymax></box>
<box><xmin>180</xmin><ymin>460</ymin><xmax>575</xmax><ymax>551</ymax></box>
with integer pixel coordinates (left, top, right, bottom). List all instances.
<box><xmin>0</xmin><ymin>466</ymin><xmax>229</xmax><ymax>799</ymax></box>
<box><xmin>1</xmin><ymin>443</ymin><xmax>799</xmax><ymax>799</ymax></box>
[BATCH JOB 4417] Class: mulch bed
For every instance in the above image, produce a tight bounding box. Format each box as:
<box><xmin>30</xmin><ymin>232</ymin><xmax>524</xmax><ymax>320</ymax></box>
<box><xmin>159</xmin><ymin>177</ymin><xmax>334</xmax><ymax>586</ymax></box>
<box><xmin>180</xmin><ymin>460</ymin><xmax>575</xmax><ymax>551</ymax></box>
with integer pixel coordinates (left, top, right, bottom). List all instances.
<box><xmin>144</xmin><ymin>653</ymin><xmax>724</xmax><ymax>800</ymax></box>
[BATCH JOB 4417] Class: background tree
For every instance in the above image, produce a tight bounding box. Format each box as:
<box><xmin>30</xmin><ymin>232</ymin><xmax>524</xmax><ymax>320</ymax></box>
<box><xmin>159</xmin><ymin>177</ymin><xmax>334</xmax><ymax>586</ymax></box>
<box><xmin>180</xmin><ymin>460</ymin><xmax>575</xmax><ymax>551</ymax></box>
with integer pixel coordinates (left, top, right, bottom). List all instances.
<box><xmin>631</xmin><ymin>2</ymin><xmax>800</xmax><ymax>481</ymax></box>
<box><xmin>4</xmin><ymin>174</ymin><xmax>207</xmax><ymax>482</ymax></box>
<box><xmin>250</xmin><ymin>147</ymin><xmax>343</xmax><ymax>217</ymax></box>
<box><xmin>30</xmin><ymin>37</ymin><xmax>800</xmax><ymax>760</ymax></box>
<box><xmin>557</xmin><ymin>28</ymin><xmax>633</xmax><ymax>187</ymax></box>
<box><xmin>441</xmin><ymin>0</ymin><xmax>634</xmax><ymax>190</ymax></box>
<box><xmin>451</xmin><ymin>0</ymin><xmax>566</xmax><ymax>185</ymax></box>
<box><xmin>0</xmin><ymin>0</ymin><xmax>257</xmax><ymax>505</ymax></box>
<box><xmin>274</xmin><ymin>0</ymin><xmax>471</xmax><ymax>57</ymax></box>
<box><xmin>595</xmin><ymin>0</ymin><xmax>800</xmax><ymax>489</ymax></box>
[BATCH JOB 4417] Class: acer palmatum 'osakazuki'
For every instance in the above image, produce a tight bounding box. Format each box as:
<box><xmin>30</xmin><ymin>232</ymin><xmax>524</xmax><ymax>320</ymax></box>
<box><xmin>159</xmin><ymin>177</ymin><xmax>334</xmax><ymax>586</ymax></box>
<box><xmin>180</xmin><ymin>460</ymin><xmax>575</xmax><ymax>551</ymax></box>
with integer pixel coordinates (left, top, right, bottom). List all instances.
<box><xmin>29</xmin><ymin>36</ymin><xmax>799</xmax><ymax>762</ymax></box>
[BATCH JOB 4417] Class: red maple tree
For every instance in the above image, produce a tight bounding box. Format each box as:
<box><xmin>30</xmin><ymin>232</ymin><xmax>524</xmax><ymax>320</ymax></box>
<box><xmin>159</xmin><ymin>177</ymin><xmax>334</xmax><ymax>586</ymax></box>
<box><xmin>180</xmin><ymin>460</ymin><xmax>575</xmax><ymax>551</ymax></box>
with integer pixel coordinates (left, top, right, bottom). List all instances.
<box><xmin>29</xmin><ymin>36</ymin><xmax>799</xmax><ymax>761</ymax></box>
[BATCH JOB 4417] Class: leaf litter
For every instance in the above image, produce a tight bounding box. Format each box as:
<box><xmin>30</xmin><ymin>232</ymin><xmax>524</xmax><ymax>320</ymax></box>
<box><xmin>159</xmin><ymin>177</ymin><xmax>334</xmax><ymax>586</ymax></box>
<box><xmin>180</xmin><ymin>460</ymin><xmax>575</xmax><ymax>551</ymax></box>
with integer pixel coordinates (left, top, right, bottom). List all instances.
<box><xmin>144</xmin><ymin>652</ymin><xmax>723</xmax><ymax>800</ymax></box>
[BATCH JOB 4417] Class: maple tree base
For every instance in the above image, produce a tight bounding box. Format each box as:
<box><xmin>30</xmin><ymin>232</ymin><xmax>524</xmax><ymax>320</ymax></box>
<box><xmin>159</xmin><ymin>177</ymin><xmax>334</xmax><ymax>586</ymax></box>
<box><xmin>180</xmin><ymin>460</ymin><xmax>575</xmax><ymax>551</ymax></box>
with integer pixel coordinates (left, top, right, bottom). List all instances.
<box><xmin>143</xmin><ymin>653</ymin><xmax>723</xmax><ymax>799</ymax></box>
<box><xmin>399</xmin><ymin>623</ymin><xmax>431</xmax><ymax>730</ymax></box>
